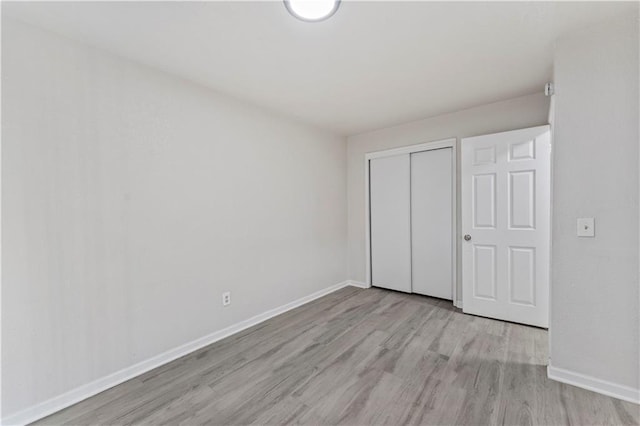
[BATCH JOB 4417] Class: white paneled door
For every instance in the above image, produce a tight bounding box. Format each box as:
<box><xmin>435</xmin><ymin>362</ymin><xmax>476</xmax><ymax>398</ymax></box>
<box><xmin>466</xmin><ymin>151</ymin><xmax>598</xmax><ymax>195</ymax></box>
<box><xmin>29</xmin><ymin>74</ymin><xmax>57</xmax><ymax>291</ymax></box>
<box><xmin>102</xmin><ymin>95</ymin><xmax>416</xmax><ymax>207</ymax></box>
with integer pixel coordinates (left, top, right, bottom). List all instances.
<box><xmin>461</xmin><ymin>126</ymin><xmax>551</xmax><ymax>328</ymax></box>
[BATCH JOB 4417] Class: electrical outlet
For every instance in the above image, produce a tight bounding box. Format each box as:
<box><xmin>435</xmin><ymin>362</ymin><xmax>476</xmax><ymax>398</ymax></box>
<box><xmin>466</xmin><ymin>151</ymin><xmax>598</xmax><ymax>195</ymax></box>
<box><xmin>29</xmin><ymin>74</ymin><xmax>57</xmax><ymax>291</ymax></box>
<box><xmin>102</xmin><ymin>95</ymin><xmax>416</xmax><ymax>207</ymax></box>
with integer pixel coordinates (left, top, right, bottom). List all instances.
<box><xmin>222</xmin><ymin>292</ymin><xmax>231</xmax><ymax>307</ymax></box>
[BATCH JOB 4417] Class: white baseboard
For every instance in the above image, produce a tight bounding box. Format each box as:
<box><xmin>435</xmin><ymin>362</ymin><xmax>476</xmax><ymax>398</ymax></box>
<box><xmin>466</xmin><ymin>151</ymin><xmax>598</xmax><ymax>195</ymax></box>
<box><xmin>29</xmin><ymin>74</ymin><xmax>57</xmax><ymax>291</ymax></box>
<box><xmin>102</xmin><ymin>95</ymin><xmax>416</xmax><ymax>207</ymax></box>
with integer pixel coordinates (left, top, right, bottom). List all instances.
<box><xmin>346</xmin><ymin>280</ymin><xmax>369</xmax><ymax>289</ymax></box>
<box><xmin>548</xmin><ymin>365</ymin><xmax>640</xmax><ymax>404</ymax></box>
<box><xmin>2</xmin><ymin>281</ymin><xmax>359</xmax><ymax>426</ymax></box>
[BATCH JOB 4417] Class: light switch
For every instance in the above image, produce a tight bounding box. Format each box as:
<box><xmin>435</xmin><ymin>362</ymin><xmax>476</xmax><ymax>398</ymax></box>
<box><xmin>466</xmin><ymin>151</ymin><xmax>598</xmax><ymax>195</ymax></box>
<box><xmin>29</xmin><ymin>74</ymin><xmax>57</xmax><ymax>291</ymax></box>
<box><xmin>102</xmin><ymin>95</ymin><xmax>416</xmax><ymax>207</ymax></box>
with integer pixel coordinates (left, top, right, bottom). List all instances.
<box><xmin>577</xmin><ymin>218</ymin><xmax>595</xmax><ymax>237</ymax></box>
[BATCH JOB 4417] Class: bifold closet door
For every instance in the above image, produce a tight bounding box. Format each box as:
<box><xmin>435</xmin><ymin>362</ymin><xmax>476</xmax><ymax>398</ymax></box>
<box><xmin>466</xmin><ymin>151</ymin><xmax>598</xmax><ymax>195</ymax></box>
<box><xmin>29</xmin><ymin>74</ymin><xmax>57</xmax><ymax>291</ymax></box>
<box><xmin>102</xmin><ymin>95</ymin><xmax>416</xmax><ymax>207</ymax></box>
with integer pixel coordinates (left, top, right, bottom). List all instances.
<box><xmin>370</xmin><ymin>154</ymin><xmax>412</xmax><ymax>293</ymax></box>
<box><xmin>411</xmin><ymin>148</ymin><xmax>453</xmax><ymax>300</ymax></box>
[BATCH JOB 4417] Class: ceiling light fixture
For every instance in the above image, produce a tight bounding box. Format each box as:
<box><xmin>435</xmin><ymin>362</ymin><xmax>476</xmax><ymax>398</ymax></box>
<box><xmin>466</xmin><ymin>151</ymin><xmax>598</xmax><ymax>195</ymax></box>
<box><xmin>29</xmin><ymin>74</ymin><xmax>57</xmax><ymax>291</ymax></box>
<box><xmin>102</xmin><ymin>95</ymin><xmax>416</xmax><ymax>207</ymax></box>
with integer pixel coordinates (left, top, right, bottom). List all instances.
<box><xmin>284</xmin><ymin>0</ymin><xmax>340</xmax><ymax>22</ymax></box>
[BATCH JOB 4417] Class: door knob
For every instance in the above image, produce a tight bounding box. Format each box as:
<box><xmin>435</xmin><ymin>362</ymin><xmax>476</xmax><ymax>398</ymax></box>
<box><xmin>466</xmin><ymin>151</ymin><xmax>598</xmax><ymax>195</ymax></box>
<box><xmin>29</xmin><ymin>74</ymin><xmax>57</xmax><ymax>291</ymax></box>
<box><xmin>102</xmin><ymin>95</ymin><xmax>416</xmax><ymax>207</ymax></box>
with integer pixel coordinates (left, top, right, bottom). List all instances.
<box><xmin>464</xmin><ymin>234</ymin><xmax>472</xmax><ymax>241</ymax></box>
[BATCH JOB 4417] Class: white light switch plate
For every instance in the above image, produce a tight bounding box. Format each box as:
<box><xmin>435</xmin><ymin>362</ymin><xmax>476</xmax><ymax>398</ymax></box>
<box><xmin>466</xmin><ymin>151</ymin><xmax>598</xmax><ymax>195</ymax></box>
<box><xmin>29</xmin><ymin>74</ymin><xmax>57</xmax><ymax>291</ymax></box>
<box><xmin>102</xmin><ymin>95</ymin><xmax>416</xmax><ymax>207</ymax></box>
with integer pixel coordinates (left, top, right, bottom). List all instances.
<box><xmin>577</xmin><ymin>218</ymin><xmax>595</xmax><ymax>237</ymax></box>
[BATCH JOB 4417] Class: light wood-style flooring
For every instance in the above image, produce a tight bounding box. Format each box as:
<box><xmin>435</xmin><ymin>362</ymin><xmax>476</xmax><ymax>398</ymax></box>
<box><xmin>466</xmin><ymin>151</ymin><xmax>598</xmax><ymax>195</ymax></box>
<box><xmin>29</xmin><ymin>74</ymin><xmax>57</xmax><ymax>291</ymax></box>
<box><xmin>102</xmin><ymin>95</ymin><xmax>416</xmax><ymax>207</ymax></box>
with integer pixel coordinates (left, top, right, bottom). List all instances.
<box><xmin>35</xmin><ymin>286</ymin><xmax>639</xmax><ymax>425</ymax></box>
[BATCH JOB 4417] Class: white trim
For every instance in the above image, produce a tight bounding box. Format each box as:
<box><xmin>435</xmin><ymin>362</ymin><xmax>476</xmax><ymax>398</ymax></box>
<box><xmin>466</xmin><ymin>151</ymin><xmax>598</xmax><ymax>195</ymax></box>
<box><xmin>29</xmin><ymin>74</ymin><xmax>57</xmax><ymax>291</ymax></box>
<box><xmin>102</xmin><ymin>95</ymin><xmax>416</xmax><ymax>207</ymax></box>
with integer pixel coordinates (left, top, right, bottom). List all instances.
<box><xmin>365</xmin><ymin>139</ymin><xmax>456</xmax><ymax>160</ymax></box>
<box><xmin>364</xmin><ymin>138</ymin><xmax>458</xmax><ymax>303</ymax></box>
<box><xmin>364</xmin><ymin>154</ymin><xmax>371</xmax><ymax>288</ymax></box>
<box><xmin>548</xmin><ymin>114</ymin><xmax>555</xmax><ymax>362</ymax></box>
<box><xmin>347</xmin><ymin>280</ymin><xmax>369</xmax><ymax>289</ymax></box>
<box><xmin>548</xmin><ymin>365</ymin><xmax>640</xmax><ymax>404</ymax></box>
<box><xmin>1</xmin><ymin>281</ymin><xmax>359</xmax><ymax>426</ymax></box>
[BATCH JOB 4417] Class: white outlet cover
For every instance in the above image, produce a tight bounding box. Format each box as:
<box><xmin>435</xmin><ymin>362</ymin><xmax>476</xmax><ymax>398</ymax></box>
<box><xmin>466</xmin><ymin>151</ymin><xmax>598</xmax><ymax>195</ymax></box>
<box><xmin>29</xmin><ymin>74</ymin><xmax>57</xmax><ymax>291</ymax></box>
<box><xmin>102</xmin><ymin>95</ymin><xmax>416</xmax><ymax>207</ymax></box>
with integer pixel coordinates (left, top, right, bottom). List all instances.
<box><xmin>577</xmin><ymin>217</ymin><xmax>595</xmax><ymax>237</ymax></box>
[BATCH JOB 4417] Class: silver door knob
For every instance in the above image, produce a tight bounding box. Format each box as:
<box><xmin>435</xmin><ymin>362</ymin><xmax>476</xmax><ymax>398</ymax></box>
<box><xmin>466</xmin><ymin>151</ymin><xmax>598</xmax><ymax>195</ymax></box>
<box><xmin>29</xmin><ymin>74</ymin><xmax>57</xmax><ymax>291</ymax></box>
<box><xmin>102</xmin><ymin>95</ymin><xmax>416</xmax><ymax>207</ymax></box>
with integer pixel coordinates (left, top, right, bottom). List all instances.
<box><xmin>464</xmin><ymin>234</ymin><xmax>472</xmax><ymax>241</ymax></box>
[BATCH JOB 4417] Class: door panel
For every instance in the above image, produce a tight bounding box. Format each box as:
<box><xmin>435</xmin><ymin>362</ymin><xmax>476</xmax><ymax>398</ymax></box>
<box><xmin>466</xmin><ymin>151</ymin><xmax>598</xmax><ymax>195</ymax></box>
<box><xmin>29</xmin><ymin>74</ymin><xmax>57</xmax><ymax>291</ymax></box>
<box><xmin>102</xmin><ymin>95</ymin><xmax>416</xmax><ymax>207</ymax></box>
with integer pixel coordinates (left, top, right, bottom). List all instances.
<box><xmin>509</xmin><ymin>170</ymin><xmax>536</xmax><ymax>229</ymax></box>
<box><xmin>473</xmin><ymin>245</ymin><xmax>497</xmax><ymax>300</ymax></box>
<box><xmin>370</xmin><ymin>154</ymin><xmax>411</xmax><ymax>293</ymax></box>
<box><xmin>509</xmin><ymin>246</ymin><xmax>536</xmax><ymax>306</ymax></box>
<box><xmin>411</xmin><ymin>148</ymin><xmax>453</xmax><ymax>300</ymax></box>
<box><xmin>473</xmin><ymin>173</ymin><xmax>497</xmax><ymax>229</ymax></box>
<box><xmin>462</xmin><ymin>125</ymin><xmax>551</xmax><ymax>328</ymax></box>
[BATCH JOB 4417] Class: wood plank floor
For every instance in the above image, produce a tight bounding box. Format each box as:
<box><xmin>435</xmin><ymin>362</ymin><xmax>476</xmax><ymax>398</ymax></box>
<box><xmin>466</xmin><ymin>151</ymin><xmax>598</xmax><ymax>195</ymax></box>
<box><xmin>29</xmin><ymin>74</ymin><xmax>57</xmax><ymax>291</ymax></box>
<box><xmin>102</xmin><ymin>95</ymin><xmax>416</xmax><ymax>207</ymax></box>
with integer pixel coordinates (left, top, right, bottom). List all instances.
<box><xmin>35</xmin><ymin>286</ymin><xmax>639</xmax><ymax>425</ymax></box>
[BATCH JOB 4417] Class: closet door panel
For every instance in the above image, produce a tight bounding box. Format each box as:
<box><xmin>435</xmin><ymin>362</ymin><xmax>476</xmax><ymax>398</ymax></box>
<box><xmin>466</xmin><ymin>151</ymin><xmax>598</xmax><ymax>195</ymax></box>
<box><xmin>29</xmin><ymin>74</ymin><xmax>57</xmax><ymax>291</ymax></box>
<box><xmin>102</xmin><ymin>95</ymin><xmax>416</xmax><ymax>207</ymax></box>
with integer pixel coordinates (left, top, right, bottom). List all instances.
<box><xmin>411</xmin><ymin>148</ymin><xmax>453</xmax><ymax>299</ymax></box>
<box><xmin>370</xmin><ymin>154</ymin><xmax>412</xmax><ymax>293</ymax></box>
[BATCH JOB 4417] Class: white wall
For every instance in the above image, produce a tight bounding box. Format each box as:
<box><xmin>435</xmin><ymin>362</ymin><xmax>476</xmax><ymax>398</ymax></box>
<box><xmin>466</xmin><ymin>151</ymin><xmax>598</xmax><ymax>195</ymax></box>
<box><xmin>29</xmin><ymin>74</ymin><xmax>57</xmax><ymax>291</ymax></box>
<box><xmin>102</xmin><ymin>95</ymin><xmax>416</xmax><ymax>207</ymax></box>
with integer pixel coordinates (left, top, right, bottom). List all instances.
<box><xmin>347</xmin><ymin>93</ymin><xmax>550</xmax><ymax>300</ymax></box>
<box><xmin>1</xmin><ymin>18</ymin><xmax>347</xmax><ymax>418</ymax></box>
<box><xmin>550</xmin><ymin>13</ymin><xmax>639</xmax><ymax>393</ymax></box>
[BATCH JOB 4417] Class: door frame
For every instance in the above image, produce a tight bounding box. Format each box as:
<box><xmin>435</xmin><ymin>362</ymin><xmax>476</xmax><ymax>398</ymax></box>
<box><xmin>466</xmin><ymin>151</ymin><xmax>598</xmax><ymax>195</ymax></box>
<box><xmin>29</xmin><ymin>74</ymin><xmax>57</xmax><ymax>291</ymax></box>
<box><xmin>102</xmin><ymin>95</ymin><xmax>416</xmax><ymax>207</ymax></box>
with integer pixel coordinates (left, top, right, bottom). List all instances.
<box><xmin>364</xmin><ymin>138</ymin><xmax>458</xmax><ymax>305</ymax></box>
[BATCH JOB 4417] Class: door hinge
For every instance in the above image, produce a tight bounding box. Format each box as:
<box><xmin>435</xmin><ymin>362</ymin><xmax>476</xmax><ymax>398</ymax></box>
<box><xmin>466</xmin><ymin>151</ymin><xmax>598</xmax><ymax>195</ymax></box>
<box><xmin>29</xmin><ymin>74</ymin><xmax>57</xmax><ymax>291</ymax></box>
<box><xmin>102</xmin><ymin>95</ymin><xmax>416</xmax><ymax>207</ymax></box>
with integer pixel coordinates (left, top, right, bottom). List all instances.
<box><xmin>545</xmin><ymin>82</ymin><xmax>554</xmax><ymax>96</ymax></box>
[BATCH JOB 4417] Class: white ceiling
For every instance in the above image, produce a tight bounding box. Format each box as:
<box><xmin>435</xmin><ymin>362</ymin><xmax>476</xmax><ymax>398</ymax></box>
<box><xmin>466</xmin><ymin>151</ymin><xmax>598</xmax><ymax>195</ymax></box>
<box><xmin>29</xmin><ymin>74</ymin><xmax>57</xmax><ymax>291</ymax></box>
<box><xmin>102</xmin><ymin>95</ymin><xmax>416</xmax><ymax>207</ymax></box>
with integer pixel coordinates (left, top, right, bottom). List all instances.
<box><xmin>4</xmin><ymin>1</ymin><xmax>635</xmax><ymax>135</ymax></box>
